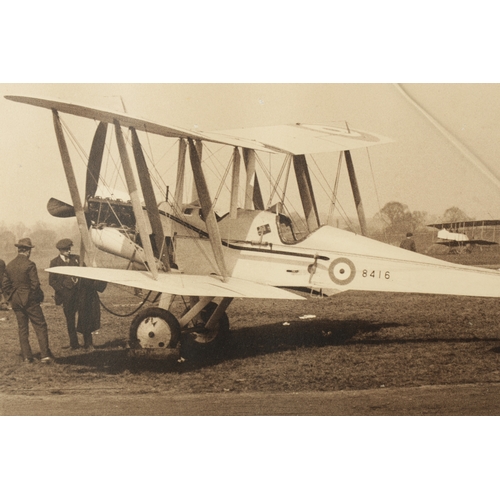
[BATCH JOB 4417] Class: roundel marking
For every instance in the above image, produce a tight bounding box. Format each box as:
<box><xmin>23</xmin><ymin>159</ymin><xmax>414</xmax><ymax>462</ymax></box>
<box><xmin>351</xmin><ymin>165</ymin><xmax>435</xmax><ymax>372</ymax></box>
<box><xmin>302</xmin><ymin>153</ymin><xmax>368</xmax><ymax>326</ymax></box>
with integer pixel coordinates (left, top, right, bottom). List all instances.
<box><xmin>328</xmin><ymin>258</ymin><xmax>356</xmax><ymax>286</ymax></box>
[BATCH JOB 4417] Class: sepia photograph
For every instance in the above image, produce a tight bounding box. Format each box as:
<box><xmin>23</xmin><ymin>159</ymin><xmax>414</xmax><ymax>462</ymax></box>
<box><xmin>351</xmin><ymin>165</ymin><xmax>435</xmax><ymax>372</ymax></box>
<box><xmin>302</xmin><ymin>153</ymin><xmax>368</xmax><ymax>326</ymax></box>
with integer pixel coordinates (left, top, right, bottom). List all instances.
<box><xmin>1</xmin><ymin>83</ymin><xmax>500</xmax><ymax>417</ymax></box>
<box><xmin>1</xmin><ymin>4</ymin><xmax>499</xmax><ymax>499</ymax></box>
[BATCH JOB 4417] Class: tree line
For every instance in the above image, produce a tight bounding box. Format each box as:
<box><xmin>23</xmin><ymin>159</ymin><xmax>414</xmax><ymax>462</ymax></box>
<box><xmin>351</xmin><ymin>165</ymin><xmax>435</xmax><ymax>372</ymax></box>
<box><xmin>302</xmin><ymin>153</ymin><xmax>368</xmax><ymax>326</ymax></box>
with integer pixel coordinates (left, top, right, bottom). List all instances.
<box><xmin>0</xmin><ymin>202</ymin><xmax>474</xmax><ymax>255</ymax></box>
<box><xmin>0</xmin><ymin>220</ymin><xmax>79</xmax><ymax>255</ymax></box>
<box><xmin>370</xmin><ymin>202</ymin><xmax>471</xmax><ymax>245</ymax></box>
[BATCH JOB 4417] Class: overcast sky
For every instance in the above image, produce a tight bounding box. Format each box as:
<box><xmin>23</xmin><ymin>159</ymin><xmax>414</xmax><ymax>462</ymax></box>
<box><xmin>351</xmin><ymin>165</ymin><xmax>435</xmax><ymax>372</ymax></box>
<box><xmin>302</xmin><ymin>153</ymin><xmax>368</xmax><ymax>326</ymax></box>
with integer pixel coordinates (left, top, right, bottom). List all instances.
<box><xmin>2</xmin><ymin>4</ymin><xmax>500</xmax><ymax>232</ymax></box>
<box><xmin>1</xmin><ymin>83</ymin><xmax>500</xmax><ymax>228</ymax></box>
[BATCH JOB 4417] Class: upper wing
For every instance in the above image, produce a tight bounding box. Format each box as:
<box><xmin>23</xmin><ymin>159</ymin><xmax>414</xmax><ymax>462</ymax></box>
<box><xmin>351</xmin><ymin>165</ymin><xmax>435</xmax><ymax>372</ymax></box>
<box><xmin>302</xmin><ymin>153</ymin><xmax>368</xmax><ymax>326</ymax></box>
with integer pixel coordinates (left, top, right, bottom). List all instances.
<box><xmin>4</xmin><ymin>95</ymin><xmax>278</xmax><ymax>153</ymax></box>
<box><xmin>209</xmin><ymin>123</ymin><xmax>394</xmax><ymax>155</ymax></box>
<box><xmin>5</xmin><ymin>96</ymin><xmax>392</xmax><ymax>155</ymax></box>
<box><xmin>45</xmin><ymin>266</ymin><xmax>305</xmax><ymax>300</ymax></box>
<box><xmin>429</xmin><ymin>219</ymin><xmax>500</xmax><ymax>229</ymax></box>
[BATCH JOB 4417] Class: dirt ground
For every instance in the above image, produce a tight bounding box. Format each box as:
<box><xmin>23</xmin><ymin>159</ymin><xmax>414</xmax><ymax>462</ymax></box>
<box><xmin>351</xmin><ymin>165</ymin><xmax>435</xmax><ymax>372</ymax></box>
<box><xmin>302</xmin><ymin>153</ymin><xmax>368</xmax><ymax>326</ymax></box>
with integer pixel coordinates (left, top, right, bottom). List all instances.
<box><xmin>1</xmin><ymin>250</ymin><xmax>500</xmax><ymax>415</ymax></box>
<box><xmin>2</xmin><ymin>383</ymin><xmax>500</xmax><ymax>416</ymax></box>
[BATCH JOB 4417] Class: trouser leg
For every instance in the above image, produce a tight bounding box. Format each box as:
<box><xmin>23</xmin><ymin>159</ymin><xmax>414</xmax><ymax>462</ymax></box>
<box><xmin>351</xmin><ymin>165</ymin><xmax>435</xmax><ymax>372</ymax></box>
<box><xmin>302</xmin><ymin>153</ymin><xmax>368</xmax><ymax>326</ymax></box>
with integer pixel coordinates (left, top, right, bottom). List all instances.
<box><xmin>27</xmin><ymin>303</ymin><xmax>50</xmax><ymax>358</ymax></box>
<box><xmin>13</xmin><ymin>308</ymin><xmax>32</xmax><ymax>360</ymax></box>
<box><xmin>82</xmin><ymin>331</ymin><xmax>93</xmax><ymax>348</ymax></box>
<box><xmin>63</xmin><ymin>300</ymin><xmax>79</xmax><ymax>347</ymax></box>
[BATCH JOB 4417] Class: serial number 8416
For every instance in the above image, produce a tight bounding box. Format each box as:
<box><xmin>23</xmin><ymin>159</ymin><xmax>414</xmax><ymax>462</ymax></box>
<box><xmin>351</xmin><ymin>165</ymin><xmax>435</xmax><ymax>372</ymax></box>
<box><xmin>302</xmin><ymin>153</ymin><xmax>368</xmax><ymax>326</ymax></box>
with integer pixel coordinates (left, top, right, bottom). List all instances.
<box><xmin>362</xmin><ymin>270</ymin><xmax>391</xmax><ymax>279</ymax></box>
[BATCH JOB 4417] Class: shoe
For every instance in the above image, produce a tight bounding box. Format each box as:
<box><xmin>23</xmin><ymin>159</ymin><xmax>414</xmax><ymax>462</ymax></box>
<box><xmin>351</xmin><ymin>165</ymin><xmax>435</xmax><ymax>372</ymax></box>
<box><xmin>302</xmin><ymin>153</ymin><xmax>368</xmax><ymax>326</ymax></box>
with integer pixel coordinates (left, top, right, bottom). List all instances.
<box><xmin>41</xmin><ymin>357</ymin><xmax>54</xmax><ymax>364</ymax></box>
<box><xmin>84</xmin><ymin>345</ymin><xmax>95</xmax><ymax>352</ymax></box>
<box><xmin>23</xmin><ymin>358</ymin><xmax>34</xmax><ymax>363</ymax></box>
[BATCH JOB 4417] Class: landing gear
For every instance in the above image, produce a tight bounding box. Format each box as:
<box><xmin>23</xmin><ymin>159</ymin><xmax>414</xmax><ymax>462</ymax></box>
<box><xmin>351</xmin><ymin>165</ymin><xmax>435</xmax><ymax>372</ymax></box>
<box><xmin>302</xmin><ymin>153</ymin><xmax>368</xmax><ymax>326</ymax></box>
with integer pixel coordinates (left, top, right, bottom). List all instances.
<box><xmin>180</xmin><ymin>301</ymin><xmax>230</xmax><ymax>357</ymax></box>
<box><xmin>129</xmin><ymin>299</ymin><xmax>232</xmax><ymax>359</ymax></box>
<box><xmin>129</xmin><ymin>307</ymin><xmax>180</xmax><ymax>349</ymax></box>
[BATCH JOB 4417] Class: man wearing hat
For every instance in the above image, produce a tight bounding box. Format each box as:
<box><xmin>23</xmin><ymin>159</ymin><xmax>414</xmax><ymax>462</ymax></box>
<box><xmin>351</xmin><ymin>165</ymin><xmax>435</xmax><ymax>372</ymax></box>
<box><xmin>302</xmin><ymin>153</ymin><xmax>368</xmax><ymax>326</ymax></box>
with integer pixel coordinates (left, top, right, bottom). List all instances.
<box><xmin>2</xmin><ymin>238</ymin><xmax>52</xmax><ymax>363</ymax></box>
<box><xmin>400</xmin><ymin>232</ymin><xmax>417</xmax><ymax>252</ymax></box>
<box><xmin>49</xmin><ymin>238</ymin><xmax>81</xmax><ymax>349</ymax></box>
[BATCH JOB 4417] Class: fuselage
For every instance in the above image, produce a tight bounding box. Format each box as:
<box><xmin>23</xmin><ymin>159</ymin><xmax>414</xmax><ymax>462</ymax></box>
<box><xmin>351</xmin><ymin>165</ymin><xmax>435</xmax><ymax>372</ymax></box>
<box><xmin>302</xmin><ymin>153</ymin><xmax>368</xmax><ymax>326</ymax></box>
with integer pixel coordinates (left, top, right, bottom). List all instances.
<box><xmin>171</xmin><ymin>207</ymin><xmax>500</xmax><ymax>298</ymax></box>
<box><xmin>89</xmin><ymin>203</ymin><xmax>500</xmax><ymax>299</ymax></box>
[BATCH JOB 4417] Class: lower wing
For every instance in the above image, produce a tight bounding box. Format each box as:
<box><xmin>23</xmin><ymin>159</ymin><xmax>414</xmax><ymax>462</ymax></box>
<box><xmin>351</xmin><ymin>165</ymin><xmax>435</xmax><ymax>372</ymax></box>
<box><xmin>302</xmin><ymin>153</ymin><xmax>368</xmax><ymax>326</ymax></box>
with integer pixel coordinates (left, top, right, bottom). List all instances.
<box><xmin>45</xmin><ymin>266</ymin><xmax>305</xmax><ymax>300</ymax></box>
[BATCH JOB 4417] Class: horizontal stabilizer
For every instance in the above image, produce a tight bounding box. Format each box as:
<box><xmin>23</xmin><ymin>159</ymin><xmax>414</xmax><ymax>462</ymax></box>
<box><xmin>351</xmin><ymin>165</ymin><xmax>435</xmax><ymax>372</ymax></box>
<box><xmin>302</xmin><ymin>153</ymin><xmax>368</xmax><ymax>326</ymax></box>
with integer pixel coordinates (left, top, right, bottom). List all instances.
<box><xmin>45</xmin><ymin>266</ymin><xmax>305</xmax><ymax>300</ymax></box>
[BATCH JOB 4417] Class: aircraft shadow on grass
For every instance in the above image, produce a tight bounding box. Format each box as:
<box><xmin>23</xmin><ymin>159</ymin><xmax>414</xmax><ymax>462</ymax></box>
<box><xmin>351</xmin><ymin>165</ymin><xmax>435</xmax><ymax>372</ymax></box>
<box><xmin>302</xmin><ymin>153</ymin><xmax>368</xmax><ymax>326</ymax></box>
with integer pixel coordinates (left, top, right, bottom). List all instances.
<box><xmin>54</xmin><ymin>316</ymin><xmax>500</xmax><ymax>375</ymax></box>
<box><xmin>55</xmin><ymin>319</ymin><xmax>399</xmax><ymax>374</ymax></box>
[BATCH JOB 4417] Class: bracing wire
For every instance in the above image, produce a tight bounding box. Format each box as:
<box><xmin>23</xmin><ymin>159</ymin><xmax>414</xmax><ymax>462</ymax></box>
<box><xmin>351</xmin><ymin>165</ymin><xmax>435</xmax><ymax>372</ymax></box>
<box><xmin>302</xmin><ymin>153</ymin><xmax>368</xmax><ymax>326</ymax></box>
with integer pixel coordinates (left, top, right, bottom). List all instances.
<box><xmin>213</xmin><ymin>151</ymin><xmax>234</xmax><ymax>206</ymax></box>
<box><xmin>61</xmin><ymin>118</ymin><xmax>153</xmax><ymax>270</ymax></box>
<box><xmin>266</xmin><ymin>154</ymin><xmax>292</xmax><ymax>208</ymax></box>
<box><xmin>254</xmin><ymin>153</ymin><xmax>311</xmax><ymax>237</ymax></box>
<box><xmin>60</xmin><ymin>117</ymin><xmax>226</xmax><ymax>275</ymax></box>
<box><xmin>307</xmin><ymin>154</ymin><xmax>356</xmax><ymax>232</ymax></box>
<box><xmin>327</xmin><ymin>153</ymin><xmax>343</xmax><ymax>225</ymax></box>
<box><xmin>366</xmin><ymin>148</ymin><xmax>383</xmax><ymax>219</ymax></box>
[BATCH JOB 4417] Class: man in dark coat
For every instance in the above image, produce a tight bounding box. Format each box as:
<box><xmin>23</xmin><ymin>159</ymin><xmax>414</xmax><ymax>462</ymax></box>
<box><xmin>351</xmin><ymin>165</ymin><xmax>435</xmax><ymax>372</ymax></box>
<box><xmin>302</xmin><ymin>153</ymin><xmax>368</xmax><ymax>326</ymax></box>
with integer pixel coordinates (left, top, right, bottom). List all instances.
<box><xmin>77</xmin><ymin>278</ymin><xmax>107</xmax><ymax>349</ymax></box>
<box><xmin>49</xmin><ymin>238</ymin><xmax>81</xmax><ymax>349</ymax></box>
<box><xmin>400</xmin><ymin>232</ymin><xmax>417</xmax><ymax>252</ymax></box>
<box><xmin>2</xmin><ymin>238</ymin><xmax>52</xmax><ymax>363</ymax></box>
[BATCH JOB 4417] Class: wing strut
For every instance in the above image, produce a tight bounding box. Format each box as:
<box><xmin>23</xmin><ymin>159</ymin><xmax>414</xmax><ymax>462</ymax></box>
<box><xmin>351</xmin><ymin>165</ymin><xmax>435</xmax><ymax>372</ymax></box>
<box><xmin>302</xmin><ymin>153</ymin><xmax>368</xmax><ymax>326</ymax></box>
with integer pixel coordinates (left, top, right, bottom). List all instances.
<box><xmin>173</xmin><ymin>138</ymin><xmax>187</xmax><ymax>212</ymax></box>
<box><xmin>191</xmin><ymin>140</ymin><xmax>203</xmax><ymax>202</ymax></box>
<box><xmin>253</xmin><ymin>167</ymin><xmax>265</xmax><ymax>210</ymax></box>
<box><xmin>230</xmin><ymin>147</ymin><xmax>241</xmax><ymax>219</ymax></box>
<box><xmin>293</xmin><ymin>154</ymin><xmax>320</xmax><ymax>232</ymax></box>
<box><xmin>52</xmin><ymin>110</ymin><xmax>96</xmax><ymax>265</ymax></box>
<box><xmin>243</xmin><ymin>148</ymin><xmax>264</xmax><ymax>210</ymax></box>
<box><xmin>114</xmin><ymin>120</ymin><xmax>158</xmax><ymax>279</ymax></box>
<box><xmin>130</xmin><ymin>127</ymin><xmax>171</xmax><ymax>271</ymax></box>
<box><xmin>187</xmin><ymin>138</ymin><xmax>229</xmax><ymax>280</ymax></box>
<box><xmin>344</xmin><ymin>150</ymin><xmax>367</xmax><ymax>236</ymax></box>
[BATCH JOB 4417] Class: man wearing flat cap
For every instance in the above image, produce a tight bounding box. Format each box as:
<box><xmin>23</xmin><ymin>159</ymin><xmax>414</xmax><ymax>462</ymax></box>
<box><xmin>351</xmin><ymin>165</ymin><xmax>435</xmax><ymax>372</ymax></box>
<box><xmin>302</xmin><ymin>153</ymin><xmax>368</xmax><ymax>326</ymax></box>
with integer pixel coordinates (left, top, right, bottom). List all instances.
<box><xmin>49</xmin><ymin>238</ymin><xmax>82</xmax><ymax>349</ymax></box>
<box><xmin>2</xmin><ymin>238</ymin><xmax>53</xmax><ymax>363</ymax></box>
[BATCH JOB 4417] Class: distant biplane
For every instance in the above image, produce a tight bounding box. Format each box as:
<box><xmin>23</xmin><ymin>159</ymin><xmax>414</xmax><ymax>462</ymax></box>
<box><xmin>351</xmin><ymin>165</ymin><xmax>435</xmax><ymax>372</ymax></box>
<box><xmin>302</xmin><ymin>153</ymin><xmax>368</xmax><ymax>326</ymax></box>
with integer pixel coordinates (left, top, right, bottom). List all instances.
<box><xmin>6</xmin><ymin>94</ymin><xmax>500</xmax><ymax>358</ymax></box>
<box><xmin>428</xmin><ymin>220</ymin><xmax>500</xmax><ymax>253</ymax></box>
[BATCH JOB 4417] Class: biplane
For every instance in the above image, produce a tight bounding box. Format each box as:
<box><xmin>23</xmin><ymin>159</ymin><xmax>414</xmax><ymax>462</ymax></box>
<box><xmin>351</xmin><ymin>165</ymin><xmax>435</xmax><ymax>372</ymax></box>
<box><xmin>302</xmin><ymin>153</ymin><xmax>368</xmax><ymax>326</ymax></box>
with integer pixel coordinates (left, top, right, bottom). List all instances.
<box><xmin>6</xmin><ymin>94</ymin><xmax>500</xmax><ymax>357</ymax></box>
<box><xmin>428</xmin><ymin>220</ymin><xmax>500</xmax><ymax>254</ymax></box>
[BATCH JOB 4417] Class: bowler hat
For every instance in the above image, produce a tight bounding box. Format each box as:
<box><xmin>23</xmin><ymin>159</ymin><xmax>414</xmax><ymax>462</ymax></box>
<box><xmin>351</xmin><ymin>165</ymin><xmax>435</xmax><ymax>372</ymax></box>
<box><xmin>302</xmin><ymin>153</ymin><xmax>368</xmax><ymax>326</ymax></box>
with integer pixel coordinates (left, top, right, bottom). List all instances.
<box><xmin>56</xmin><ymin>238</ymin><xmax>74</xmax><ymax>250</ymax></box>
<box><xmin>15</xmin><ymin>237</ymin><xmax>35</xmax><ymax>249</ymax></box>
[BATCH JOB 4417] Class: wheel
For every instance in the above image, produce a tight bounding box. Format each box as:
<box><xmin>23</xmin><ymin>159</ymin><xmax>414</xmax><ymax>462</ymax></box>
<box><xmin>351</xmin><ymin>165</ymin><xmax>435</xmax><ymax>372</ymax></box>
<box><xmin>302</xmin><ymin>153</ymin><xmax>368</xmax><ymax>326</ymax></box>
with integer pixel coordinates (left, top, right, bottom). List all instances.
<box><xmin>180</xmin><ymin>301</ymin><xmax>230</xmax><ymax>357</ymax></box>
<box><xmin>129</xmin><ymin>307</ymin><xmax>180</xmax><ymax>349</ymax></box>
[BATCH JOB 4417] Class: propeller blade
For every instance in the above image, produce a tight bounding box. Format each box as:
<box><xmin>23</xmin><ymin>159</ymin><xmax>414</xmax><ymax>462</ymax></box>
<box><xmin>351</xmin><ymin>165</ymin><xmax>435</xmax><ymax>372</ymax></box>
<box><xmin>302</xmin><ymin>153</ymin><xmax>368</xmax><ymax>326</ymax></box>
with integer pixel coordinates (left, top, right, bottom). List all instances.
<box><xmin>85</xmin><ymin>121</ymin><xmax>107</xmax><ymax>200</ymax></box>
<box><xmin>47</xmin><ymin>197</ymin><xmax>75</xmax><ymax>218</ymax></box>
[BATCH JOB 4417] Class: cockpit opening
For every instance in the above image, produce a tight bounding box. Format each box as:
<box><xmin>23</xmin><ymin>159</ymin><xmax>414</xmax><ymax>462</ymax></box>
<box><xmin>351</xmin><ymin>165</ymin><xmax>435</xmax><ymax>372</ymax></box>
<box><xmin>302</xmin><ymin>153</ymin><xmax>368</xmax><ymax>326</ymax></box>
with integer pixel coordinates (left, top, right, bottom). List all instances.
<box><xmin>277</xmin><ymin>213</ymin><xmax>299</xmax><ymax>243</ymax></box>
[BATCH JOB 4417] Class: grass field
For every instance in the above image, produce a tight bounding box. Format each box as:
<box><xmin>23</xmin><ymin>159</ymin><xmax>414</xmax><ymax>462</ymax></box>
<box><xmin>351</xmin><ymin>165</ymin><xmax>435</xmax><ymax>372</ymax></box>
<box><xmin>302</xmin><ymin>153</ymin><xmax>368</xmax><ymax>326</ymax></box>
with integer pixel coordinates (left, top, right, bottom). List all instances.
<box><xmin>1</xmin><ymin>250</ymin><xmax>500</xmax><ymax>397</ymax></box>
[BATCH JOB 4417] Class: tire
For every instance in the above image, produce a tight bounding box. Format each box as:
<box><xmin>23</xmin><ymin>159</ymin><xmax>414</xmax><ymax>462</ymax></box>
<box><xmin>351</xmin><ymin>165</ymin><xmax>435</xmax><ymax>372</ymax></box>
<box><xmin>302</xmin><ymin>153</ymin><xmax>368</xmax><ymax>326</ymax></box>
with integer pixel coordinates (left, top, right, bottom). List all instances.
<box><xmin>129</xmin><ymin>307</ymin><xmax>180</xmax><ymax>349</ymax></box>
<box><xmin>180</xmin><ymin>301</ymin><xmax>230</xmax><ymax>357</ymax></box>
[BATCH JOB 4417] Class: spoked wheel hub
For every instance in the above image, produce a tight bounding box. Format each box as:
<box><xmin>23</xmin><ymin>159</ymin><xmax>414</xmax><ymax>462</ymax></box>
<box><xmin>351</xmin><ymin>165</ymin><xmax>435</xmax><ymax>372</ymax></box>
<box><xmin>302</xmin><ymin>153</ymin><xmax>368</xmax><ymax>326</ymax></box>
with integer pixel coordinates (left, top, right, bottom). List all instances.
<box><xmin>129</xmin><ymin>307</ymin><xmax>180</xmax><ymax>349</ymax></box>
